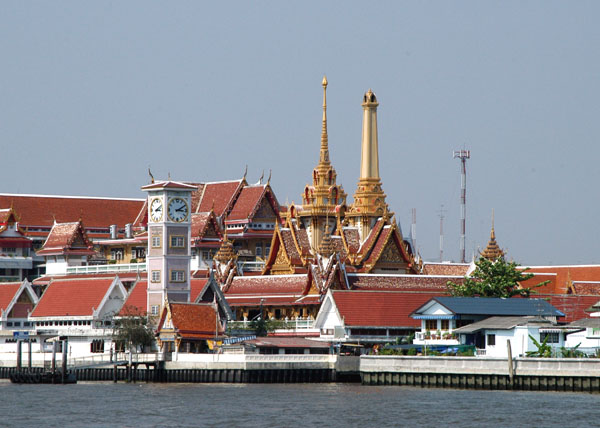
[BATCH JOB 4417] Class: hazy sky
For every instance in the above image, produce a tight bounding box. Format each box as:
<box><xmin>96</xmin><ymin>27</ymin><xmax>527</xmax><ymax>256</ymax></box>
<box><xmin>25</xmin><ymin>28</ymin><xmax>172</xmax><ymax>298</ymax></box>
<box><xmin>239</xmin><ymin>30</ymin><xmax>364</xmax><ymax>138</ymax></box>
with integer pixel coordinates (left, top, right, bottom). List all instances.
<box><xmin>2</xmin><ymin>2</ymin><xmax>599</xmax><ymax>265</ymax></box>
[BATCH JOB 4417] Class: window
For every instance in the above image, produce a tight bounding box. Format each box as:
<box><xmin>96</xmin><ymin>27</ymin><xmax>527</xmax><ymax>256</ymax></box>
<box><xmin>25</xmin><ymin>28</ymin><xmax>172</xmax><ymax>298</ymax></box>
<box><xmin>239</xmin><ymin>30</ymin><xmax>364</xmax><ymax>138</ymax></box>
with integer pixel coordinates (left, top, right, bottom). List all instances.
<box><xmin>425</xmin><ymin>320</ymin><xmax>437</xmax><ymax>331</ymax></box>
<box><xmin>440</xmin><ymin>320</ymin><xmax>449</xmax><ymax>330</ymax></box>
<box><xmin>151</xmin><ymin>305</ymin><xmax>159</xmax><ymax>316</ymax></box>
<box><xmin>540</xmin><ymin>332</ymin><xmax>560</xmax><ymax>344</ymax></box>
<box><xmin>170</xmin><ymin>235</ymin><xmax>185</xmax><ymax>248</ymax></box>
<box><xmin>151</xmin><ymin>270</ymin><xmax>161</xmax><ymax>282</ymax></box>
<box><xmin>111</xmin><ymin>248</ymin><xmax>124</xmax><ymax>261</ymax></box>
<box><xmin>170</xmin><ymin>270</ymin><xmax>185</xmax><ymax>282</ymax></box>
<box><xmin>91</xmin><ymin>340</ymin><xmax>105</xmax><ymax>353</ymax></box>
<box><xmin>487</xmin><ymin>334</ymin><xmax>496</xmax><ymax>346</ymax></box>
<box><xmin>265</xmin><ymin>244</ymin><xmax>271</xmax><ymax>257</ymax></box>
<box><xmin>133</xmin><ymin>247</ymin><xmax>146</xmax><ymax>259</ymax></box>
<box><xmin>256</xmin><ymin>245</ymin><xmax>263</xmax><ymax>258</ymax></box>
<box><xmin>152</xmin><ymin>236</ymin><xmax>161</xmax><ymax>248</ymax></box>
<box><xmin>3</xmin><ymin>247</ymin><xmax>16</xmax><ymax>254</ymax></box>
<box><xmin>202</xmin><ymin>250</ymin><xmax>210</xmax><ymax>260</ymax></box>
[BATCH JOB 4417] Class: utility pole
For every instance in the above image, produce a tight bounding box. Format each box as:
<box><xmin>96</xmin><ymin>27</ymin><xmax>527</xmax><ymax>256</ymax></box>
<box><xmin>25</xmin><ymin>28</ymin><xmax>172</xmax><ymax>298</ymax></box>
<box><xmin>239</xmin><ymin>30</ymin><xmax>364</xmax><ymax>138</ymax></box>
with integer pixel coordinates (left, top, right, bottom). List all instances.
<box><xmin>438</xmin><ymin>205</ymin><xmax>446</xmax><ymax>262</ymax></box>
<box><xmin>453</xmin><ymin>149</ymin><xmax>470</xmax><ymax>263</ymax></box>
<box><xmin>411</xmin><ymin>208</ymin><xmax>417</xmax><ymax>257</ymax></box>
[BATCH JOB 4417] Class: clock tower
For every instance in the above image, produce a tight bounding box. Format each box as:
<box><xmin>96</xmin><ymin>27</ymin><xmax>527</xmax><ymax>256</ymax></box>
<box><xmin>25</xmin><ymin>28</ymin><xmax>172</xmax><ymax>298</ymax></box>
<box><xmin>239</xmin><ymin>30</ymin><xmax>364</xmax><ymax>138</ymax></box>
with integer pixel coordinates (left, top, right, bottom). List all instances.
<box><xmin>142</xmin><ymin>180</ymin><xmax>197</xmax><ymax>316</ymax></box>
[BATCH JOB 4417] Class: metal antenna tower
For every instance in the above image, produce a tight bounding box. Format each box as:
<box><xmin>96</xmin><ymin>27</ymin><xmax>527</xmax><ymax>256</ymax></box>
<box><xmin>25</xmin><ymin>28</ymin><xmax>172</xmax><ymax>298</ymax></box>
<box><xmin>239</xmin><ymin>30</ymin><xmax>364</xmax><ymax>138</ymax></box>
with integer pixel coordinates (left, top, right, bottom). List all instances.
<box><xmin>453</xmin><ymin>149</ymin><xmax>470</xmax><ymax>263</ymax></box>
<box><xmin>437</xmin><ymin>205</ymin><xmax>446</xmax><ymax>262</ymax></box>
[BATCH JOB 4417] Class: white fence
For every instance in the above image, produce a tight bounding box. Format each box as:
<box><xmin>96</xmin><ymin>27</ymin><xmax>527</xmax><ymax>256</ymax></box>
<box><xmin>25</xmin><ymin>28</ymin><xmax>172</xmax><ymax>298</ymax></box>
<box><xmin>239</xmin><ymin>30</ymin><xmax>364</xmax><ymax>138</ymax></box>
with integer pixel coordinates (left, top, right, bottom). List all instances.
<box><xmin>66</xmin><ymin>262</ymin><xmax>147</xmax><ymax>275</ymax></box>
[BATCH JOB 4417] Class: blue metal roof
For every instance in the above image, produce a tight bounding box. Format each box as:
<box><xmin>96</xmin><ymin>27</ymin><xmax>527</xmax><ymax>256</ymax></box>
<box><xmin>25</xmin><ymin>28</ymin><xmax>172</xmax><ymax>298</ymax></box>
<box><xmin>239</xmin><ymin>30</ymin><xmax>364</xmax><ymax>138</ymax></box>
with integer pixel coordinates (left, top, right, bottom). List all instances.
<box><xmin>421</xmin><ymin>297</ymin><xmax>565</xmax><ymax>317</ymax></box>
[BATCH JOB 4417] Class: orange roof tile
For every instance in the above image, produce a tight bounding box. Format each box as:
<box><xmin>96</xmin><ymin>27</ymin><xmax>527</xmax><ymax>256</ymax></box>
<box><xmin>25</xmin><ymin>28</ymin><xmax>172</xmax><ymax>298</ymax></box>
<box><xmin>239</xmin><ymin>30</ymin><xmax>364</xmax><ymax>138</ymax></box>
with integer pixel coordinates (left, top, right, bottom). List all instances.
<box><xmin>422</xmin><ymin>263</ymin><xmax>471</xmax><ymax>276</ymax></box>
<box><xmin>165</xmin><ymin>302</ymin><xmax>221</xmax><ymax>339</ymax></box>
<box><xmin>0</xmin><ymin>282</ymin><xmax>21</xmax><ymax>312</ymax></box>
<box><xmin>0</xmin><ymin>194</ymin><xmax>144</xmax><ymax>230</ymax></box>
<box><xmin>348</xmin><ymin>274</ymin><xmax>457</xmax><ymax>292</ymax></box>
<box><xmin>227</xmin><ymin>185</ymin><xmax>267</xmax><ymax>221</ymax></box>
<box><xmin>521</xmin><ymin>265</ymin><xmax>600</xmax><ymax>294</ymax></box>
<box><xmin>195</xmin><ymin>180</ymin><xmax>244</xmax><ymax>217</ymax></box>
<box><xmin>331</xmin><ymin>290</ymin><xmax>444</xmax><ymax>328</ymax></box>
<box><xmin>119</xmin><ymin>280</ymin><xmax>147</xmax><ymax>316</ymax></box>
<box><xmin>37</xmin><ymin>221</ymin><xmax>95</xmax><ymax>256</ymax></box>
<box><xmin>31</xmin><ymin>278</ymin><xmax>116</xmax><ymax>317</ymax></box>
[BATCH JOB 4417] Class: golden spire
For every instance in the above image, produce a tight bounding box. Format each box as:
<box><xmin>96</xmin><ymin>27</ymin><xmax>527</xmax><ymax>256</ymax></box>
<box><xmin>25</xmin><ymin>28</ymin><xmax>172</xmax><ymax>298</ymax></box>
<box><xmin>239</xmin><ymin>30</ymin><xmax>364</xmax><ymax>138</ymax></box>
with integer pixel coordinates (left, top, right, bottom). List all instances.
<box><xmin>319</xmin><ymin>75</ymin><xmax>330</xmax><ymax>166</ymax></box>
<box><xmin>481</xmin><ymin>209</ymin><xmax>504</xmax><ymax>261</ymax></box>
<box><xmin>347</xmin><ymin>88</ymin><xmax>390</xmax><ymax>241</ymax></box>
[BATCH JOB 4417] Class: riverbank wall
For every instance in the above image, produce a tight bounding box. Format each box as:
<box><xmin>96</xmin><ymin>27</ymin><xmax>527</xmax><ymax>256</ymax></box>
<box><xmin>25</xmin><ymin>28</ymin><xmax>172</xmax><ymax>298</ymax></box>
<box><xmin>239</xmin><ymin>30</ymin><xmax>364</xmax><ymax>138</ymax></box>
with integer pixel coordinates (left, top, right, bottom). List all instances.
<box><xmin>4</xmin><ymin>353</ymin><xmax>600</xmax><ymax>391</ymax></box>
<box><xmin>360</xmin><ymin>355</ymin><xmax>600</xmax><ymax>392</ymax></box>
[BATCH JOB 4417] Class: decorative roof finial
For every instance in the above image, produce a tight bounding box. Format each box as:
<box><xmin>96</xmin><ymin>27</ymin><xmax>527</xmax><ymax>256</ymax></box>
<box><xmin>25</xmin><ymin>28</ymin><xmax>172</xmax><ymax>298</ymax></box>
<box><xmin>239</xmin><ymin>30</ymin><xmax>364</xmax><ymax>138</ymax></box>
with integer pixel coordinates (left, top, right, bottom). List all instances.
<box><xmin>319</xmin><ymin>75</ymin><xmax>330</xmax><ymax>166</ymax></box>
<box><xmin>258</xmin><ymin>170</ymin><xmax>264</xmax><ymax>185</ymax></box>
<box><xmin>267</xmin><ymin>169</ymin><xmax>272</xmax><ymax>186</ymax></box>
<box><xmin>148</xmin><ymin>167</ymin><xmax>155</xmax><ymax>184</ymax></box>
<box><xmin>243</xmin><ymin>165</ymin><xmax>248</xmax><ymax>181</ymax></box>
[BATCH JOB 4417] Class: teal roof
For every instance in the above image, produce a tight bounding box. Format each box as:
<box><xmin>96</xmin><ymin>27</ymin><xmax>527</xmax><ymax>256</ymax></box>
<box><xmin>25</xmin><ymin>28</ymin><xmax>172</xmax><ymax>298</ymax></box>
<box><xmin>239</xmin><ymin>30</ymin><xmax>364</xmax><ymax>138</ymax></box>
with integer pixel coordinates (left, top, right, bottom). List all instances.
<box><xmin>414</xmin><ymin>297</ymin><xmax>564</xmax><ymax>318</ymax></box>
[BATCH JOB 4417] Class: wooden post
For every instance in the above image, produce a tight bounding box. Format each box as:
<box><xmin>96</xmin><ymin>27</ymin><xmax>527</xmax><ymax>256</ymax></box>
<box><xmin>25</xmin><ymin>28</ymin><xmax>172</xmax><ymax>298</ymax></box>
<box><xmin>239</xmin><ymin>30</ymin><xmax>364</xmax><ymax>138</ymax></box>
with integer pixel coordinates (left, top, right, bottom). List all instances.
<box><xmin>51</xmin><ymin>341</ymin><xmax>57</xmax><ymax>383</ymax></box>
<box><xmin>16</xmin><ymin>340</ymin><xmax>22</xmax><ymax>371</ymax></box>
<box><xmin>61</xmin><ymin>339</ymin><xmax>68</xmax><ymax>384</ymax></box>
<box><xmin>113</xmin><ymin>364</ymin><xmax>118</xmax><ymax>383</ymax></box>
<box><xmin>28</xmin><ymin>340</ymin><xmax>32</xmax><ymax>369</ymax></box>
<box><xmin>507</xmin><ymin>339</ymin><xmax>514</xmax><ymax>384</ymax></box>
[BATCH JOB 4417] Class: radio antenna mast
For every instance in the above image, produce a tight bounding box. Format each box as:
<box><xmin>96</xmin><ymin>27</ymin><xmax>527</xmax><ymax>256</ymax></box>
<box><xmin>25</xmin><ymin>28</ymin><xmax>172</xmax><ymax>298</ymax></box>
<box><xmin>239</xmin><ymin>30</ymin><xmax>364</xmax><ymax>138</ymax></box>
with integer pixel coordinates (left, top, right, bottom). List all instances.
<box><xmin>437</xmin><ymin>205</ymin><xmax>446</xmax><ymax>262</ymax></box>
<box><xmin>453</xmin><ymin>149</ymin><xmax>471</xmax><ymax>263</ymax></box>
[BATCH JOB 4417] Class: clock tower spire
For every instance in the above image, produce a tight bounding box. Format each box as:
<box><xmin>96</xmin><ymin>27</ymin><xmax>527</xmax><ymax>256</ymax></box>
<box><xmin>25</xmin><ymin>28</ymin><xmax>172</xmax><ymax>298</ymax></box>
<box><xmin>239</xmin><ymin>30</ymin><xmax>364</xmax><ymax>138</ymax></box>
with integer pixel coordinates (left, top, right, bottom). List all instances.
<box><xmin>142</xmin><ymin>180</ymin><xmax>197</xmax><ymax>316</ymax></box>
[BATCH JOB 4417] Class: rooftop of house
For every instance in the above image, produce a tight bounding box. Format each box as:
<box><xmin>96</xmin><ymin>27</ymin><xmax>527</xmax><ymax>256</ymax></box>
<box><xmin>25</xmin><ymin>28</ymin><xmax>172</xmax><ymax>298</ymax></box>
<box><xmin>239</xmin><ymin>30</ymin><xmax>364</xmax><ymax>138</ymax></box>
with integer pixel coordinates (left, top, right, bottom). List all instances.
<box><xmin>329</xmin><ymin>290</ymin><xmax>445</xmax><ymax>328</ymax></box>
<box><xmin>30</xmin><ymin>277</ymin><xmax>117</xmax><ymax>318</ymax></box>
<box><xmin>412</xmin><ymin>297</ymin><xmax>565</xmax><ymax>318</ymax></box>
<box><xmin>453</xmin><ymin>316</ymin><xmax>558</xmax><ymax>334</ymax></box>
<box><xmin>0</xmin><ymin>193</ymin><xmax>143</xmax><ymax>231</ymax></box>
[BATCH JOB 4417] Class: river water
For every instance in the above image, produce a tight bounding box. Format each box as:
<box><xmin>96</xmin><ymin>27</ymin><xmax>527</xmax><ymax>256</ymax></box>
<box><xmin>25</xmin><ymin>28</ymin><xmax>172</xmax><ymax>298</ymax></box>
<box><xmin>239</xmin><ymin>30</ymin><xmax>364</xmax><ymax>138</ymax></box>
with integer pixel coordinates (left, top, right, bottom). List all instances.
<box><xmin>0</xmin><ymin>381</ymin><xmax>596</xmax><ymax>427</ymax></box>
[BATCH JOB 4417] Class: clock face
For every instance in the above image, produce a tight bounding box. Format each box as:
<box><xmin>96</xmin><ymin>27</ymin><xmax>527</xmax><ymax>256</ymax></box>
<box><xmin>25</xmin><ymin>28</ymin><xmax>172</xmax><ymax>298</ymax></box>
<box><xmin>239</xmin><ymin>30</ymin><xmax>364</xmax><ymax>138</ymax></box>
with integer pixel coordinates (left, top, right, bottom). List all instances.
<box><xmin>150</xmin><ymin>198</ymin><xmax>163</xmax><ymax>222</ymax></box>
<box><xmin>168</xmin><ymin>197</ymin><xmax>189</xmax><ymax>222</ymax></box>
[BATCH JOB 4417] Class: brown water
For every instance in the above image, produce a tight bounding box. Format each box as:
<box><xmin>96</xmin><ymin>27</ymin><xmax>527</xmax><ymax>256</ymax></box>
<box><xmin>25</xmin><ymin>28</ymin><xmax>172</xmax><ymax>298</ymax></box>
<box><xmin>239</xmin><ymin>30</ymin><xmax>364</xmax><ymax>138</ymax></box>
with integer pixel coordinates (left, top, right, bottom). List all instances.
<box><xmin>0</xmin><ymin>381</ymin><xmax>595</xmax><ymax>427</ymax></box>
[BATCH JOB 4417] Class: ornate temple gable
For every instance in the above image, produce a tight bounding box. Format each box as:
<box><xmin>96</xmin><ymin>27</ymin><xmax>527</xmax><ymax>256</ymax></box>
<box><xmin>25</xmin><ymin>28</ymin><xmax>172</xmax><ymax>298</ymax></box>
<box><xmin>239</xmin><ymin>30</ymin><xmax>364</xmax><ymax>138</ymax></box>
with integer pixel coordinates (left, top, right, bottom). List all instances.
<box><xmin>0</xmin><ymin>208</ymin><xmax>25</xmax><ymax>235</ymax></box>
<box><xmin>37</xmin><ymin>220</ymin><xmax>95</xmax><ymax>256</ymax></box>
<box><xmin>263</xmin><ymin>224</ymin><xmax>299</xmax><ymax>275</ymax></box>
<box><xmin>253</xmin><ymin>191</ymin><xmax>278</xmax><ymax>222</ymax></box>
<box><xmin>358</xmin><ymin>221</ymin><xmax>417</xmax><ymax>274</ymax></box>
<box><xmin>192</xmin><ymin>211</ymin><xmax>221</xmax><ymax>243</ymax></box>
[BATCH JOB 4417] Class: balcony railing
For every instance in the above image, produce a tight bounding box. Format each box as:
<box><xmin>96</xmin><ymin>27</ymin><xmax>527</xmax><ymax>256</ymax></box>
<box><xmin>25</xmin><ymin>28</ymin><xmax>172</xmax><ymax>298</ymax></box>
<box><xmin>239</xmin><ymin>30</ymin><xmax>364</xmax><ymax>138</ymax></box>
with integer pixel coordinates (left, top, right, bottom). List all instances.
<box><xmin>66</xmin><ymin>262</ymin><xmax>147</xmax><ymax>275</ymax></box>
<box><xmin>229</xmin><ymin>318</ymin><xmax>314</xmax><ymax>330</ymax></box>
<box><xmin>415</xmin><ymin>331</ymin><xmax>458</xmax><ymax>342</ymax></box>
<box><xmin>236</xmin><ymin>261</ymin><xmax>265</xmax><ymax>274</ymax></box>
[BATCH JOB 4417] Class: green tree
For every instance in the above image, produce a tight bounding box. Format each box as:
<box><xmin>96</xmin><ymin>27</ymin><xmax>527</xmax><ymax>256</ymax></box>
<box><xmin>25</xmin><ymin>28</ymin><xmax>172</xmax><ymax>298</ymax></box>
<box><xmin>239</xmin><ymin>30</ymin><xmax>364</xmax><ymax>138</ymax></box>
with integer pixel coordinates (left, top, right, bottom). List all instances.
<box><xmin>447</xmin><ymin>256</ymin><xmax>548</xmax><ymax>298</ymax></box>
<box><xmin>112</xmin><ymin>307</ymin><xmax>156</xmax><ymax>353</ymax></box>
<box><xmin>526</xmin><ymin>334</ymin><xmax>553</xmax><ymax>358</ymax></box>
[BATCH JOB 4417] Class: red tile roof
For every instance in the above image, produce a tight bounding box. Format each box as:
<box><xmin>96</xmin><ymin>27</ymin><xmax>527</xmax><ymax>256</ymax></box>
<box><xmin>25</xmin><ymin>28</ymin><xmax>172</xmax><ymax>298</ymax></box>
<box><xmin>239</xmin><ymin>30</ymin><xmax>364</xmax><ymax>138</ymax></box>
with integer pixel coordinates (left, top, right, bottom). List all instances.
<box><xmin>571</xmin><ymin>282</ymin><xmax>600</xmax><ymax>295</ymax></box>
<box><xmin>521</xmin><ymin>265</ymin><xmax>600</xmax><ymax>295</ymax></box>
<box><xmin>0</xmin><ymin>282</ymin><xmax>21</xmax><ymax>312</ymax></box>
<box><xmin>347</xmin><ymin>274</ymin><xmax>456</xmax><ymax>292</ymax></box>
<box><xmin>190</xmin><ymin>278</ymin><xmax>208</xmax><ymax>302</ymax></box>
<box><xmin>37</xmin><ymin>221</ymin><xmax>95</xmax><ymax>256</ymax></box>
<box><xmin>119</xmin><ymin>280</ymin><xmax>147</xmax><ymax>316</ymax></box>
<box><xmin>31</xmin><ymin>278</ymin><xmax>116</xmax><ymax>317</ymax></box>
<box><xmin>539</xmin><ymin>294</ymin><xmax>600</xmax><ymax>323</ymax></box>
<box><xmin>280</xmin><ymin>228</ymin><xmax>302</xmax><ymax>264</ymax></box>
<box><xmin>0</xmin><ymin>194</ymin><xmax>144</xmax><ymax>231</ymax></box>
<box><xmin>225</xmin><ymin>275</ymin><xmax>309</xmax><ymax>295</ymax></box>
<box><xmin>227</xmin><ymin>185</ymin><xmax>266</xmax><ymax>221</ymax></box>
<box><xmin>195</xmin><ymin>180</ymin><xmax>244</xmax><ymax>217</ymax></box>
<box><xmin>33</xmin><ymin>272</ymin><xmax>143</xmax><ymax>286</ymax></box>
<box><xmin>191</xmin><ymin>212</ymin><xmax>221</xmax><ymax>242</ymax></box>
<box><xmin>331</xmin><ymin>290</ymin><xmax>444</xmax><ymax>328</ymax></box>
<box><xmin>163</xmin><ymin>302</ymin><xmax>221</xmax><ymax>339</ymax></box>
<box><xmin>422</xmin><ymin>263</ymin><xmax>471</xmax><ymax>276</ymax></box>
